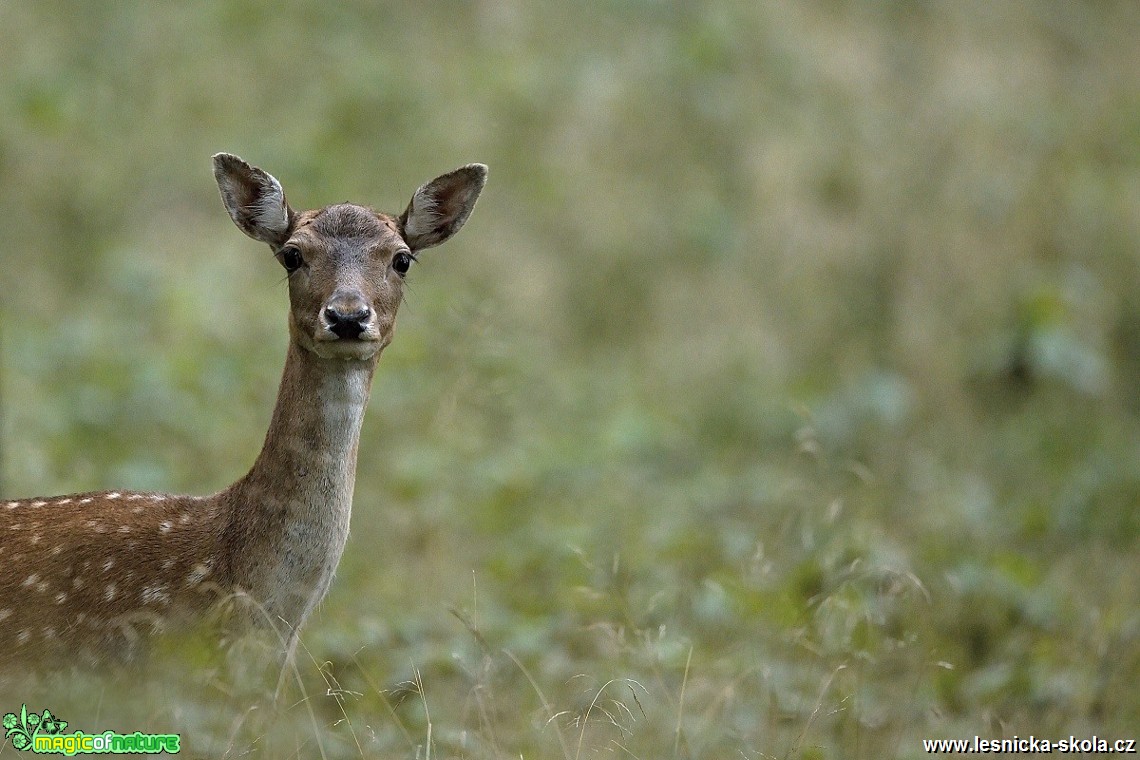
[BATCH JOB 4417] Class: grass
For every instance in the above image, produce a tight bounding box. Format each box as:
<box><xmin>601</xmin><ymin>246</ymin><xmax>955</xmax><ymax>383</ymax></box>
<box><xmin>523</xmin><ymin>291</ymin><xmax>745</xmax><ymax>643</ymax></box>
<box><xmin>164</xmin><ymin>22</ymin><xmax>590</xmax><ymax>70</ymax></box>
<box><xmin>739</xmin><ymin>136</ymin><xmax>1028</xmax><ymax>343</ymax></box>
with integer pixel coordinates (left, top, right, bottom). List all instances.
<box><xmin>1</xmin><ymin>0</ymin><xmax>1139</xmax><ymax>757</ymax></box>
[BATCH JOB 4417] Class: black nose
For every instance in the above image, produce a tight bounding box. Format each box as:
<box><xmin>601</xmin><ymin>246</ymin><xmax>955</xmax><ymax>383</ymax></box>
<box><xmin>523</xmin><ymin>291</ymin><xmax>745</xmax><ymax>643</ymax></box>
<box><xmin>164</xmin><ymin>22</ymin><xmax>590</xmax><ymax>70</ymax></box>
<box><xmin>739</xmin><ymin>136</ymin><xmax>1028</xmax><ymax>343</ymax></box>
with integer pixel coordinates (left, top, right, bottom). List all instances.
<box><xmin>324</xmin><ymin>304</ymin><xmax>372</xmax><ymax>339</ymax></box>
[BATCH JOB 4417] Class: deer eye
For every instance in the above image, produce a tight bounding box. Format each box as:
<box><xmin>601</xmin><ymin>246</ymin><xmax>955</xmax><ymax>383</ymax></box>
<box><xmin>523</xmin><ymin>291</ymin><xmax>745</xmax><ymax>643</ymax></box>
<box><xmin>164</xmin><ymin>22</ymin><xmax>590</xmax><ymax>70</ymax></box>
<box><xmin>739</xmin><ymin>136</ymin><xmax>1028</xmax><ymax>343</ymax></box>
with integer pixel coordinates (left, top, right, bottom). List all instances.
<box><xmin>392</xmin><ymin>251</ymin><xmax>414</xmax><ymax>276</ymax></box>
<box><xmin>277</xmin><ymin>246</ymin><xmax>304</xmax><ymax>273</ymax></box>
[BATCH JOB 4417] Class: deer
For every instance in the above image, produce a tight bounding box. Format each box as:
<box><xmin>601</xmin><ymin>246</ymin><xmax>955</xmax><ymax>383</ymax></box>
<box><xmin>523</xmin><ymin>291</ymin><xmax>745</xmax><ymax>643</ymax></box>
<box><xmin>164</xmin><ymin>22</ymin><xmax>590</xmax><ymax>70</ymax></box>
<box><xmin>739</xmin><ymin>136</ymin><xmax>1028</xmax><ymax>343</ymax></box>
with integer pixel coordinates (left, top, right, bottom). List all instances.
<box><xmin>0</xmin><ymin>153</ymin><xmax>487</xmax><ymax>683</ymax></box>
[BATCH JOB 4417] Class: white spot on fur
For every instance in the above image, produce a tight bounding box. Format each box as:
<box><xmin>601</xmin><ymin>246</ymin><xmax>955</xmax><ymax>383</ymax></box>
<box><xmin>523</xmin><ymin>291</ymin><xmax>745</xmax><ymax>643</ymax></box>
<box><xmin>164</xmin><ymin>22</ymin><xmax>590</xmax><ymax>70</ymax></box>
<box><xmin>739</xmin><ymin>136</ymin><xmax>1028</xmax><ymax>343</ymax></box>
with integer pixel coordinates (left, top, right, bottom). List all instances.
<box><xmin>4</xmin><ymin>501</ymin><xmax>18</xmax><ymax>509</ymax></box>
<box><xmin>161</xmin><ymin>558</ymin><xmax>175</xmax><ymax>571</ymax></box>
<box><xmin>151</xmin><ymin>494</ymin><xmax>166</xmax><ymax>502</ymax></box>
<box><xmin>127</xmin><ymin>493</ymin><xmax>144</xmax><ymax>501</ymax></box>
<box><xmin>8</xmin><ymin>523</ymin><xmax>22</xmax><ymax>531</ymax></box>
<box><xmin>22</xmin><ymin>574</ymin><xmax>39</xmax><ymax>588</ymax></box>
<box><xmin>55</xmin><ymin>592</ymin><xmax>67</xmax><ymax>605</ymax></box>
<box><xmin>51</xmin><ymin>545</ymin><xmax>63</xmax><ymax>556</ymax></box>
<box><xmin>118</xmin><ymin>525</ymin><xmax>131</xmax><ymax>533</ymax></box>
<box><xmin>103</xmin><ymin>559</ymin><xmax>114</xmax><ymax>573</ymax></box>
<box><xmin>179</xmin><ymin>513</ymin><xmax>192</xmax><ymax>525</ymax></box>
<box><xmin>160</xmin><ymin>521</ymin><xmax>173</xmax><ymax>534</ymax></box>
<box><xmin>107</xmin><ymin>492</ymin><xmax>121</xmax><ymax>500</ymax></box>
<box><xmin>17</xmin><ymin>630</ymin><xmax>30</xmax><ymax>645</ymax></box>
<box><xmin>104</xmin><ymin>584</ymin><xmax>117</xmax><ymax>601</ymax></box>
<box><xmin>185</xmin><ymin>563</ymin><xmax>211</xmax><ymax>586</ymax></box>
<box><xmin>56</xmin><ymin>498</ymin><xmax>72</xmax><ymax>506</ymax></box>
<box><xmin>132</xmin><ymin>506</ymin><xmax>144</xmax><ymax>515</ymax></box>
<box><xmin>31</xmin><ymin>500</ymin><xmax>46</xmax><ymax>508</ymax></box>
<box><xmin>35</xmin><ymin>580</ymin><xmax>48</xmax><ymax>593</ymax></box>
<box><xmin>0</xmin><ymin>609</ymin><xmax>10</xmax><ymax>621</ymax></box>
<box><xmin>141</xmin><ymin>585</ymin><xmax>171</xmax><ymax>606</ymax></box>
<box><xmin>30</xmin><ymin>533</ymin><xmax>41</xmax><ymax>545</ymax></box>
<box><xmin>42</xmin><ymin>627</ymin><xmax>57</xmax><ymax>640</ymax></box>
<box><xmin>72</xmin><ymin>577</ymin><xmax>85</xmax><ymax>589</ymax></box>
<box><xmin>80</xmin><ymin>497</ymin><xmax>93</xmax><ymax>504</ymax></box>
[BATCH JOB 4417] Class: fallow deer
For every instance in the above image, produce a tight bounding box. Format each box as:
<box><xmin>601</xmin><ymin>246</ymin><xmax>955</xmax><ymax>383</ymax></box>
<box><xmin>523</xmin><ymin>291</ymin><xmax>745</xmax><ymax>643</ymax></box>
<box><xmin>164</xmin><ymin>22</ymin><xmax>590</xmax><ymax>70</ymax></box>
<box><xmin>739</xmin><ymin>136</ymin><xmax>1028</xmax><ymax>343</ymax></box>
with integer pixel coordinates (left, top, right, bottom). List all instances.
<box><xmin>0</xmin><ymin>153</ymin><xmax>487</xmax><ymax>678</ymax></box>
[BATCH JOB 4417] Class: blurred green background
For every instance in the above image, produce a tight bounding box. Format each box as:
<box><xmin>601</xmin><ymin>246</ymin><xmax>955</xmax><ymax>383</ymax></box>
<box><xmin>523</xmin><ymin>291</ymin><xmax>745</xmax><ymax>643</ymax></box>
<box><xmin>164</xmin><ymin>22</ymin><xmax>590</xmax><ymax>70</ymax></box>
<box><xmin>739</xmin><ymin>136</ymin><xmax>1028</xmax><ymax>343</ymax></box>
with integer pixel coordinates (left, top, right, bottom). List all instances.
<box><xmin>1</xmin><ymin>1</ymin><xmax>1138</xmax><ymax>757</ymax></box>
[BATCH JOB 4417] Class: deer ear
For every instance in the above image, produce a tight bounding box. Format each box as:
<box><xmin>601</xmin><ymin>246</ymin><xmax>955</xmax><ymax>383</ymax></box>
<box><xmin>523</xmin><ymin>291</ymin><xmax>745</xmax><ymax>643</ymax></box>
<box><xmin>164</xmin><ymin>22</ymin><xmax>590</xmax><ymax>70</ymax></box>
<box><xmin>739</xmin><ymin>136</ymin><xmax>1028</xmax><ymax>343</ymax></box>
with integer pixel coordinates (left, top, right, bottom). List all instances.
<box><xmin>400</xmin><ymin>164</ymin><xmax>487</xmax><ymax>251</ymax></box>
<box><xmin>213</xmin><ymin>153</ymin><xmax>294</xmax><ymax>247</ymax></box>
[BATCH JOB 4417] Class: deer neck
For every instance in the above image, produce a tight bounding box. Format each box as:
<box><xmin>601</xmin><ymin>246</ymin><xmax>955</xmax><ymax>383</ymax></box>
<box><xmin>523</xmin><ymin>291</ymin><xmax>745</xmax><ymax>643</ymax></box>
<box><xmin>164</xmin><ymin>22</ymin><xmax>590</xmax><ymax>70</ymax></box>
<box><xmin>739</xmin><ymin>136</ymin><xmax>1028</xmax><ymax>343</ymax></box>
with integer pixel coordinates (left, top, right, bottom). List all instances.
<box><xmin>253</xmin><ymin>341</ymin><xmax>376</xmax><ymax>487</ymax></box>
<box><xmin>220</xmin><ymin>340</ymin><xmax>378</xmax><ymax>625</ymax></box>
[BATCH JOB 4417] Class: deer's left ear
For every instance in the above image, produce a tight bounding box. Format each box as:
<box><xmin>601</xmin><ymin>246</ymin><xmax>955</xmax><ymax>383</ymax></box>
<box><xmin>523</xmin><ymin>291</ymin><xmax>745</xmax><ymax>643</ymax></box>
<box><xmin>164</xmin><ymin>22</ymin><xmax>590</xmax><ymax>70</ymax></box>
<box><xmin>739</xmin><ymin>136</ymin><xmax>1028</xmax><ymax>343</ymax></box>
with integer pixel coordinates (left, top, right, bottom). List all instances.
<box><xmin>213</xmin><ymin>153</ymin><xmax>294</xmax><ymax>248</ymax></box>
<box><xmin>400</xmin><ymin>164</ymin><xmax>487</xmax><ymax>251</ymax></box>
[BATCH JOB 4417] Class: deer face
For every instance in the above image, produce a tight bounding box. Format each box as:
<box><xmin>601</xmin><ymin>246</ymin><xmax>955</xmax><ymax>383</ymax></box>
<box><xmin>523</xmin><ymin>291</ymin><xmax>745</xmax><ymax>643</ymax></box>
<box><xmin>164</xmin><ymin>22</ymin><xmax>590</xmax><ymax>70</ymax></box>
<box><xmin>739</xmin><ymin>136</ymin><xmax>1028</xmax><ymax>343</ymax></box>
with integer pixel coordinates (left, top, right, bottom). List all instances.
<box><xmin>276</xmin><ymin>205</ymin><xmax>406</xmax><ymax>360</ymax></box>
<box><xmin>213</xmin><ymin>154</ymin><xmax>486</xmax><ymax>361</ymax></box>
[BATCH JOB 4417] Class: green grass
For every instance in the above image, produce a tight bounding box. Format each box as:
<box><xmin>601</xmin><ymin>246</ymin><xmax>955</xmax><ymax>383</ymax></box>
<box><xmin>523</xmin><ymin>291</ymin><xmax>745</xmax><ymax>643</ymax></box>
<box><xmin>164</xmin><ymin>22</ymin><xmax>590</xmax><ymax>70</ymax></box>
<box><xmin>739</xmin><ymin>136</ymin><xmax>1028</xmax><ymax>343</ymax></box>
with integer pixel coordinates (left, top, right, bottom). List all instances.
<box><xmin>1</xmin><ymin>1</ymin><xmax>1139</xmax><ymax>757</ymax></box>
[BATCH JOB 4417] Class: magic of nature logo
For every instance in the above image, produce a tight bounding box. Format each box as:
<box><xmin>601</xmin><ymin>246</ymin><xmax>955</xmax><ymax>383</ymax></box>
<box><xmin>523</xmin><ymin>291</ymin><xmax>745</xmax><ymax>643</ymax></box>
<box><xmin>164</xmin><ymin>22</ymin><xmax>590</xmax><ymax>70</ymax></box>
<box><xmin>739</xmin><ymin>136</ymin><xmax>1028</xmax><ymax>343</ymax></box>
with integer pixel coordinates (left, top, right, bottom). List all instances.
<box><xmin>3</xmin><ymin>705</ymin><xmax>180</xmax><ymax>755</ymax></box>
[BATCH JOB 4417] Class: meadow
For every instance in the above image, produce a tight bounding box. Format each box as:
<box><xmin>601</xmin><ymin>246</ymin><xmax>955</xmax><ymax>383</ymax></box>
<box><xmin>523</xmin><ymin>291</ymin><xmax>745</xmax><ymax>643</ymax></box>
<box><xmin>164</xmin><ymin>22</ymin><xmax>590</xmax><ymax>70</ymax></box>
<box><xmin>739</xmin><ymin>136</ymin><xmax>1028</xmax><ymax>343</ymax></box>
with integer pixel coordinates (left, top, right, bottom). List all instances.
<box><xmin>1</xmin><ymin>1</ymin><xmax>1138</xmax><ymax>757</ymax></box>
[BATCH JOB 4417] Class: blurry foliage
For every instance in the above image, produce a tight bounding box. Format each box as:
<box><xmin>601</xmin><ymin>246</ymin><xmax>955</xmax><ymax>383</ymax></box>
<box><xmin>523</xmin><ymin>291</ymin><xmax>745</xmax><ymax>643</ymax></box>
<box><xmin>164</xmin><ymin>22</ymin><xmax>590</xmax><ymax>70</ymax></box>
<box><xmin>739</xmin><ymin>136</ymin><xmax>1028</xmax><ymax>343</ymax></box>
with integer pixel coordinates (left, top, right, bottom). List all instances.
<box><xmin>1</xmin><ymin>0</ymin><xmax>1139</xmax><ymax>757</ymax></box>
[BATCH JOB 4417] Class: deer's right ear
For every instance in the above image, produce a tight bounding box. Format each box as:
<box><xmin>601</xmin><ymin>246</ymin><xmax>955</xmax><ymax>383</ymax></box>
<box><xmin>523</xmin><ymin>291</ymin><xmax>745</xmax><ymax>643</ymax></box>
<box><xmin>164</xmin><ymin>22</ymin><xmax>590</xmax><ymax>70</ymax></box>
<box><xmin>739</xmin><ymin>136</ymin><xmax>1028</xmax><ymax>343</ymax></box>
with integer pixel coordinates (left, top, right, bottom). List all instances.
<box><xmin>212</xmin><ymin>153</ymin><xmax>294</xmax><ymax>247</ymax></box>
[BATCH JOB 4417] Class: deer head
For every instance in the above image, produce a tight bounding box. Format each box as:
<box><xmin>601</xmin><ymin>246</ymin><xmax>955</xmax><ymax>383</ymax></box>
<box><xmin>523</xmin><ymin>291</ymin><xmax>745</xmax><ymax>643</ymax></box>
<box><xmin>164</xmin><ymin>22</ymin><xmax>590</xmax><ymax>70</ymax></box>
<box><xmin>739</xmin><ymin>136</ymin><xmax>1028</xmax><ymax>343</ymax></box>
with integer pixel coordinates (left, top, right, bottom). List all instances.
<box><xmin>213</xmin><ymin>153</ymin><xmax>487</xmax><ymax>361</ymax></box>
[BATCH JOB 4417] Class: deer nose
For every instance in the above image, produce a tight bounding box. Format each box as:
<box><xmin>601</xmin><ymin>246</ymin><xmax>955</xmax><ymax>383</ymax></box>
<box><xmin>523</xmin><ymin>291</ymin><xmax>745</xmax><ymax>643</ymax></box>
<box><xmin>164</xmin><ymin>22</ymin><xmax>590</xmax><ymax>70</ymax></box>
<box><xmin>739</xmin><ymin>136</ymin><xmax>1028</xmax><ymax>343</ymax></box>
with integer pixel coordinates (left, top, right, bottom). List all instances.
<box><xmin>323</xmin><ymin>292</ymin><xmax>372</xmax><ymax>340</ymax></box>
